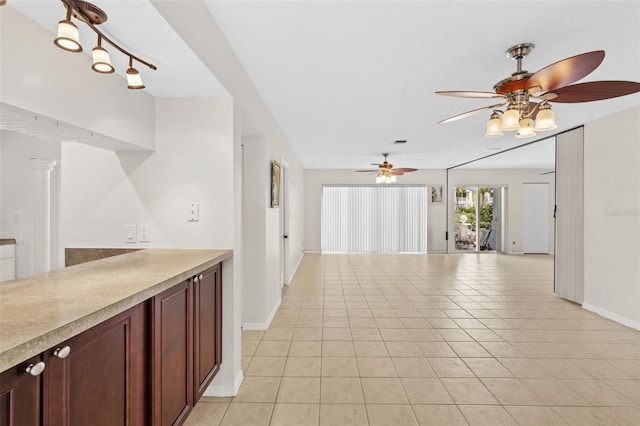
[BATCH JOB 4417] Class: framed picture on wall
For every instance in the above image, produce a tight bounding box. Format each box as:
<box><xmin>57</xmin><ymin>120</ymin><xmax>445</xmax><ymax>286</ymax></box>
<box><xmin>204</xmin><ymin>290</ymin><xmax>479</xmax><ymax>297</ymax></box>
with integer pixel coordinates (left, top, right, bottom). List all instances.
<box><xmin>430</xmin><ymin>184</ymin><xmax>444</xmax><ymax>204</ymax></box>
<box><xmin>271</xmin><ymin>160</ymin><xmax>281</xmax><ymax>208</ymax></box>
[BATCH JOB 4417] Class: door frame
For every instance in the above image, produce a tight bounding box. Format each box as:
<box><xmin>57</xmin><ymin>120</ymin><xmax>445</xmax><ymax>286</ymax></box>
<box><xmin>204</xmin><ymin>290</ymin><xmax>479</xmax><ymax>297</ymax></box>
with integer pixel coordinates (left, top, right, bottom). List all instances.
<box><xmin>279</xmin><ymin>159</ymin><xmax>289</xmax><ymax>287</ymax></box>
<box><xmin>450</xmin><ymin>184</ymin><xmax>507</xmax><ymax>253</ymax></box>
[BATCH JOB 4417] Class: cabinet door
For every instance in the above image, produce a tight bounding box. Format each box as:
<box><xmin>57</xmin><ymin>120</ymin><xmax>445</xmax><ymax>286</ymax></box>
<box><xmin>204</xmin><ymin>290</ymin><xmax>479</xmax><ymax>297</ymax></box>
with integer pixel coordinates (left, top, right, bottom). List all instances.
<box><xmin>193</xmin><ymin>264</ymin><xmax>222</xmax><ymax>402</ymax></box>
<box><xmin>0</xmin><ymin>355</ymin><xmax>43</xmax><ymax>426</ymax></box>
<box><xmin>152</xmin><ymin>281</ymin><xmax>193</xmax><ymax>426</ymax></box>
<box><xmin>47</xmin><ymin>303</ymin><xmax>147</xmax><ymax>426</ymax></box>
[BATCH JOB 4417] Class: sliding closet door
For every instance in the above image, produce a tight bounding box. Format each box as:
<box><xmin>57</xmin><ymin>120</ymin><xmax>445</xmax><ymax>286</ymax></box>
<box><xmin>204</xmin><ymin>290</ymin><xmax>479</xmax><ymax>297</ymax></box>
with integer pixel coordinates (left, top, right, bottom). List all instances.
<box><xmin>555</xmin><ymin>127</ymin><xmax>584</xmax><ymax>303</ymax></box>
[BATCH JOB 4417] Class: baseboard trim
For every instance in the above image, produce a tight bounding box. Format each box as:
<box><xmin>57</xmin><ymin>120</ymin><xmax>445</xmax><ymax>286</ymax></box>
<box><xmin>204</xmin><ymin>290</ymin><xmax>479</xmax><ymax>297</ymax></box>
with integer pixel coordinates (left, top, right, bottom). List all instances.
<box><xmin>204</xmin><ymin>370</ymin><xmax>244</xmax><ymax>397</ymax></box>
<box><xmin>242</xmin><ymin>296</ymin><xmax>282</xmax><ymax>330</ymax></box>
<box><xmin>287</xmin><ymin>252</ymin><xmax>304</xmax><ymax>283</ymax></box>
<box><xmin>582</xmin><ymin>303</ymin><xmax>640</xmax><ymax>331</ymax></box>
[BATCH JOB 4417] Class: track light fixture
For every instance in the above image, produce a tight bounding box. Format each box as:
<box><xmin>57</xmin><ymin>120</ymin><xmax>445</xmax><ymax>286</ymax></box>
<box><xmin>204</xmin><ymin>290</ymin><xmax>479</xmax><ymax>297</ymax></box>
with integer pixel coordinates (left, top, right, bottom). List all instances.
<box><xmin>54</xmin><ymin>7</ymin><xmax>82</xmax><ymax>52</ymax></box>
<box><xmin>91</xmin><ymin>36</ymin><xmax>114</xmax><ymax>74</ymax></box>
<box><xmin>126</xmin><ymin>57</ymin><xmax>145</xmax><ymax>90</ymax></box>
<box><xmin>52</xmin><ymin>0</ymin><xmax>156</xmax><ymax>89</ymax></box>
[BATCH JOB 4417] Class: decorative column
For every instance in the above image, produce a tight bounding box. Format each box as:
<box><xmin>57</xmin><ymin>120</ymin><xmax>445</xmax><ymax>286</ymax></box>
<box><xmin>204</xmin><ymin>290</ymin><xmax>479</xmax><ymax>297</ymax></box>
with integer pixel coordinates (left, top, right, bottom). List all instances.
<box><xmin>30</xmin><ymin>159</ymin><xmax>57</xmax><ymax>274</ymax></box>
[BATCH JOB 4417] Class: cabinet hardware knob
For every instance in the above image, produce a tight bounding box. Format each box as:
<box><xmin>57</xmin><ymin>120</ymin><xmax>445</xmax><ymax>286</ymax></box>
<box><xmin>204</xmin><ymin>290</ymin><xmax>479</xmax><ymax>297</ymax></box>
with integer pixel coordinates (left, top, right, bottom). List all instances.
<box><xmin>194</xmin><ymin>276</ymin><xmax>199</xmax><ymax>283</ymax></box>
<box><xmin>54</xmin><ymin>346</ymin><xmax>71</xmax><ymax>359</ymax></box>
<box><xmin>199</xmin><ymin>274</ymin><xmax>203</xmax><ymax>280</ymax></box>
<box><xmin>25</xmin><ymin>362</ymin><xmax>46</xmax><ymax>376</ymax></box>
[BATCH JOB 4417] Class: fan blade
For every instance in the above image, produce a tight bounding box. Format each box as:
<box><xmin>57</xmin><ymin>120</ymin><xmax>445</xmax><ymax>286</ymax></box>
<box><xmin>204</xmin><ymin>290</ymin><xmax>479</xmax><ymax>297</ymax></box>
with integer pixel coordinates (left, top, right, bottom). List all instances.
<box><xmin>393</xmin><ymin>168</ymin><xmax>418</xmax><ymax>173</ymax></box>
<box><xmin>355</xmin><ymin>169</ymin><xmax>379</xmax><ymax>173</ymax></box>
<box><xmin>436</xmin><ymin>91</ymin><xmax>506</xmax><ymax>99</ymax></box>
<box><xmin>527</xmin><ymin>50</ymin><xmax>605</xmax><ymax>93</ymax></box>
<box><xmin>437</xmin><ymin>102</ymin><xmax>507</xmax><ymax>124</ymax></box>
<box><xmin>545</xmin><ymin>81</ymin><xmax>640</xmax><ymax>103</ymax></box>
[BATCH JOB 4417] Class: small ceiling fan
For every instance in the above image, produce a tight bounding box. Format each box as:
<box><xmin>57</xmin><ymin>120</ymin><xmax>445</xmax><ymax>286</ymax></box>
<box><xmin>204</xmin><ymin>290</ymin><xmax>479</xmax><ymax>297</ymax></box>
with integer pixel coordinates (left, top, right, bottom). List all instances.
<box><xmin>355</xmin><ymin>153</ymin><xmax>417</xmax><ymax>183</ymax></box>
<box><xmin>436</xmin><ymin>43</ymin><xmax>640</xmax><ymax>138</ymax></box>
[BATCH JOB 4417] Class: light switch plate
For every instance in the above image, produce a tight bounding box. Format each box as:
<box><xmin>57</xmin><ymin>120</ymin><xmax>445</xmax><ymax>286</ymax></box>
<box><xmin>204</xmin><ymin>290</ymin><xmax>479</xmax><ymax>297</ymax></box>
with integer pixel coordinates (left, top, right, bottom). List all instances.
<box><xmin>188</xmin><ymin>203</ymin><xmax>199</xmax><ymax>222</ymax></box>
<box><xmin>125</xmin><ymin>224</ymin><xmax>137</xmax><ymax>243</ymax></box>
<box><xmin>138</xmin><ymin>224</ymin><xmax>150</xmax><ymax>242</ymax></box>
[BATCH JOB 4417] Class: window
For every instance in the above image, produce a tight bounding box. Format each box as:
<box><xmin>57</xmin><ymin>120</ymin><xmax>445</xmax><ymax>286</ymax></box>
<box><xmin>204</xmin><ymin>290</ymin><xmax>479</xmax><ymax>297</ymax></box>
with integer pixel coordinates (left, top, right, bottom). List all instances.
<box><xmin>321</xmin><ymin>185</ymin><xmax>427</xmax><ymax>253</ymax></box>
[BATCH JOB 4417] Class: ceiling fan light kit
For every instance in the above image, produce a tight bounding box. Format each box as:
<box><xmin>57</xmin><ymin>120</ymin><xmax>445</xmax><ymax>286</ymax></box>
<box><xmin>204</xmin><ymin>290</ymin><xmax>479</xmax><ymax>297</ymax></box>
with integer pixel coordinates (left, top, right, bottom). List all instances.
<box><xmin>52</xmin><ymin>0</ymin><xmax>156</xmax><ymax>89</ymax></box>
<box><xmin>355</xmin><ymin>153</ymin><xmax>417</xmax><ymax>184</ymax></box>
<box><xmin>437</xmin><ymin>42</ymin><xmax>640</xmax><ymax>139</ymax></box>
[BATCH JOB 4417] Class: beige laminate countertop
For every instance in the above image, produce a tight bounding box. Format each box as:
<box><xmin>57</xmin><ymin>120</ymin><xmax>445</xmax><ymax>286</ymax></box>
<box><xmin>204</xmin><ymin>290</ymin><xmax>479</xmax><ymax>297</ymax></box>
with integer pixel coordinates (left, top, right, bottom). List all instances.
<box><xmin>0</xmin><ymin>248</ymin><xmax>232</xmax><ymax>372</ymax></box>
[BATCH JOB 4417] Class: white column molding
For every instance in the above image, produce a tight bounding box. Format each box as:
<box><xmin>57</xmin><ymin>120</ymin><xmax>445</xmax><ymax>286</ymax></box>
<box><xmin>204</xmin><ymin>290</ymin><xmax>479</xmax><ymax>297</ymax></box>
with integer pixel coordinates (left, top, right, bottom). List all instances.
<box><xmin>29</xmin><ymin>158</ymin><xmax>57</xmax><ymax>274</ymax></box>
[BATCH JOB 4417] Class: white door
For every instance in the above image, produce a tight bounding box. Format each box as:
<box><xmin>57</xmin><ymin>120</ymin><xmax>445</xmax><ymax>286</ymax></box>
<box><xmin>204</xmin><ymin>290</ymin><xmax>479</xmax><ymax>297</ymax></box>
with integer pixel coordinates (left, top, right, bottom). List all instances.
<box><xmin>523</xmin><ymin>183</ymin><xmax>550</xmax><ymax>253</ymax></box>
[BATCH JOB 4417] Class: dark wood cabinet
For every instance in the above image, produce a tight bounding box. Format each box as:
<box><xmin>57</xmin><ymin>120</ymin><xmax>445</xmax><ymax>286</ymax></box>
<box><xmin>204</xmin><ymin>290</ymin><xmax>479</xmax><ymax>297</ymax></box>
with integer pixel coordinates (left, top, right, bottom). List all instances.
<box><xmin>47</xmin><ymin>303</ymin><xmax>147</xmax><ymax>426</ymax></box>
<box><xmin>151</xmin><ymin>264</ymin><xmax>223</xmax><ymax>425</ymax></box>
<box><xmin>151</xmin><ymin>280</ymin><xmax>194</xmax><ymax>426</ymax></box>
<box><xmin>193</xmin><ymin>264</ymin><xmax>222</xmax><ymax>402</ymax></box>
<box><xmin>1</xmin><ymin>261</ymin><xmax>223</xmax><ymax>426</ymax></box>
<box><xmin>0</xmin><ymin>355</ymin><xmax>43</xmax><ymax>426</ymax></box>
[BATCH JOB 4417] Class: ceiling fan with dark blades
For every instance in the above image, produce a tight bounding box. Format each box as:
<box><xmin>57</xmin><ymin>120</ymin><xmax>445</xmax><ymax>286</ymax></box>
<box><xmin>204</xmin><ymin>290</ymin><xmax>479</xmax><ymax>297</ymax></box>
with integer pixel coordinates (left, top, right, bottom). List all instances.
<box><xmin>356</xmin><ymin>153</ymin><xmax>417</xmax><ymax>183</ymax></box>
<box><xmin>436</xmin><ymin>43</ymin><xmax>640</xmax><ymax>138</ymax></box>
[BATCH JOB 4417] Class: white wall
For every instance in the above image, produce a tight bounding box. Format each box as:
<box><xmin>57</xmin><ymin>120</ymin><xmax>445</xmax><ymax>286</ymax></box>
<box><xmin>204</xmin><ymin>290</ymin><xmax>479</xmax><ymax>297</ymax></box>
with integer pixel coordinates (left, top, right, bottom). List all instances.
<box><xmin>0</xmin><ymin>131</ymin><xmax>61</xmax><ymax>277</ymax></box>
<box><xmin>0</xmin><ymin>6</ymin><xmax>155</xmax><ymax>151</ymax></box>
<box><xmin>61</xmin><ymin>97</ymin><xmax>243</xmax><ymax>394</ymax></box>
<box><xmin>241</xmin><ymin>135</ymin><xmax>305</xmax><ymax>329</ymax></box>
<box><xmin>62</xmin><ymin>99</ymin><xmax>234</xmax><ymax>248</ymax></box>
<box><xmin>304</xmin><ymin>168</ymin><xmax>555</xmax><ymax>255</ymax></box>
<box><xmin>304</xmin><ymin>169</ymin><xmax>448</xmax><ymax>253</ymax></box>
<box><xmin>447</xmin><ymin>169</ymin><xmax>556</xmax><ymax>254</ymax></box>
<box><xmin>241</xmin><ymin>136</ymin><xmax>271</xmax><ymax>327</ymax></box>
<box><xmin>583</xmin><ymin>106</ymin><xmax>640</xmax><ymax>329</ymax></box>
<box><xmin>150</xmin><ymin>1</ymin><xmax>306</xmax><ymax>332</ymax></box>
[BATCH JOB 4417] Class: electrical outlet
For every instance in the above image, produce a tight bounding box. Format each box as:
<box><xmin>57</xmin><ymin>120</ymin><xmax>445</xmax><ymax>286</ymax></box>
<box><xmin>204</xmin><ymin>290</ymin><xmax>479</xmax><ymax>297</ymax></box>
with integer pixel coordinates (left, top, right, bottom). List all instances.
<box><xmin>138</xmin><ymin>224</ymin><xmax>150</xmax><ymax>243</ymax></box>
<box><xmin>125</xmin><ymin>225</ymin><xmax>137</xmax><ymax>243</ymax></box>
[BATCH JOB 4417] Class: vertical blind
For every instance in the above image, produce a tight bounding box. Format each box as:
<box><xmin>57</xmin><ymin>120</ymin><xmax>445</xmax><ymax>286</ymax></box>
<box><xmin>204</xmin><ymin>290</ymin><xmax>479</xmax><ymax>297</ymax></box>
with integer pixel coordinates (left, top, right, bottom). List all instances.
<box><xmin>321</xmin><ymin>185</ymin><xmax>427</xmax><ymax>253</ymax></box>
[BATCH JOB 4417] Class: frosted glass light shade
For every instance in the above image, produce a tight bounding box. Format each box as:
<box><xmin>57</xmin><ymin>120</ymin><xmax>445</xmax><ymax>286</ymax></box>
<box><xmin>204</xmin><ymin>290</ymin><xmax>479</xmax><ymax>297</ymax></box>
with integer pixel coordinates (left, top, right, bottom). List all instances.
<box><xmin>126</xmin><ymin>67</ymin><xmax>145</xmax><ymax>89</ymax></box>
<box><xmin>92</xmin><ymin>46</ymin><xmax>114</xmax><ymax>73</ymax></box>
<box><xmin>484</xmin><ymin>115</ymin><xmax>503</xmax><ymax>137</ymax></box>
<box><xmin>390</xmin><ymin>175</ymin><xmax>397</xmax><ymax>183</ymax></box>
<box><xmin>534</xmin><ymin>108</ymin><xmax>557</xmax><ymax>131</ymax></box>
<box><xmin>502</xmin><ymin>108</ymin><xmax>520</xmax><ymax>131</ymax></box>
<box><xmin>516</xmin><ymin>118</ymin><xmax>536</xmax><ymax>138</ymax></box>
<box><xmin>54</xmin><ymin>20</ymin><xmax>82</xmax><ymax>52</ymax></box>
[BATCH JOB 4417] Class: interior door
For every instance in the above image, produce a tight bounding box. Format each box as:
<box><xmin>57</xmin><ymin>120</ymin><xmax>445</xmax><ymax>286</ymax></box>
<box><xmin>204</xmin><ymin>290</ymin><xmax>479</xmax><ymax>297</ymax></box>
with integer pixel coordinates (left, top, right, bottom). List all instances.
<box><xmin>523</xmin><ymin>183</ymin><xmax>550</xmax><ymax>253</ymax></box>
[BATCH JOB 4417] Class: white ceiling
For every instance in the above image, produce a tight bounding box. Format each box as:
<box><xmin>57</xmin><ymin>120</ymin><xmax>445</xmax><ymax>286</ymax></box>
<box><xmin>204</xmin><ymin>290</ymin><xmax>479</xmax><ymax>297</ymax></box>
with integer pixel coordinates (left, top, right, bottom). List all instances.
<box><xmin>8</xmin><ymin>1</ymin><xmax>640</xmax><ymax>170</ymax></box>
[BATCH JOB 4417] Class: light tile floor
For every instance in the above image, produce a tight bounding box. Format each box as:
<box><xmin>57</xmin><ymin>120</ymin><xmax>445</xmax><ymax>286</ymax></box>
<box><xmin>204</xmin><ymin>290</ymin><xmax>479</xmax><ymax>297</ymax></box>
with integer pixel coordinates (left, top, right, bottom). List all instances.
<box><xmin>186</xmin><ymin>253</ymin><xmax>640</xmax><ymax>425</ymax></box>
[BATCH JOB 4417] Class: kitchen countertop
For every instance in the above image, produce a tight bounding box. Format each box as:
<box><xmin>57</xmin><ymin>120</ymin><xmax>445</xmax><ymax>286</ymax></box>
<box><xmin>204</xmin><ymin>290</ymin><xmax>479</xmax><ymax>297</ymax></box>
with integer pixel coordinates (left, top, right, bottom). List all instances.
<box><xmin>0</xmin><ymin>239</ymin><xmax>16</xmax><ymax>245</ymax></box>
<box><xmin>0</xmin><ymin>248</ymin><xmax>232</xmax><ymax>372</ymax></box>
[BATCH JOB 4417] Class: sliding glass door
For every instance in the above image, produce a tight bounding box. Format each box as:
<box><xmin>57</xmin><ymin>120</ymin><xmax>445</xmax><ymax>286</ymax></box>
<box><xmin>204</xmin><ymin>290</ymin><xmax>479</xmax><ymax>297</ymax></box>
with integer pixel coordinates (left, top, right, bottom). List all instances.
<box><xmin>454</xmin><ymin>186</ymin><xmax>503</xmax><ymax>252</ymax></box>
<box><xmin>321</xmin><ymin>185</ymin><xmax>427</xmax><ymax>253</ymax></box>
